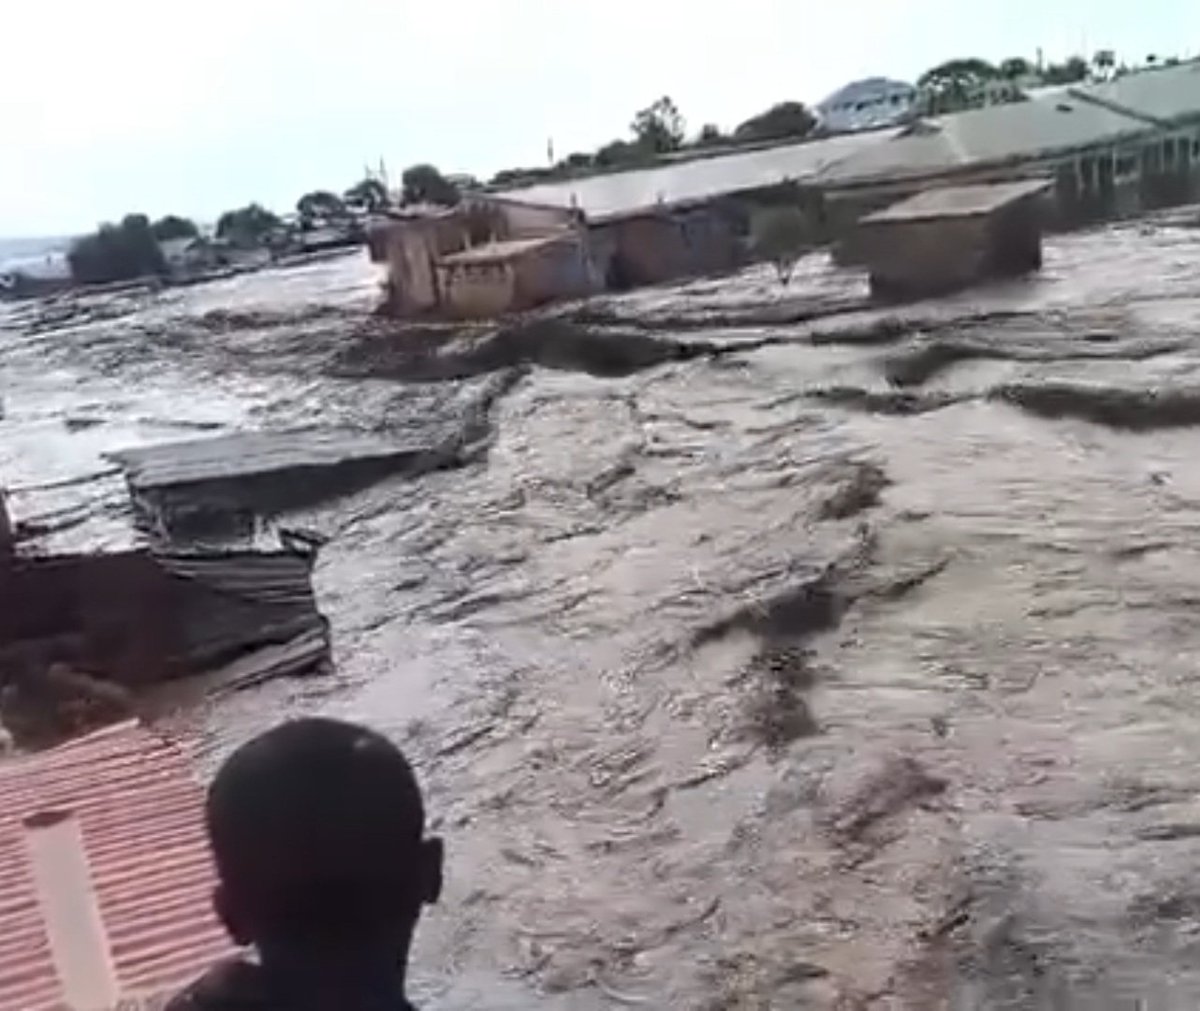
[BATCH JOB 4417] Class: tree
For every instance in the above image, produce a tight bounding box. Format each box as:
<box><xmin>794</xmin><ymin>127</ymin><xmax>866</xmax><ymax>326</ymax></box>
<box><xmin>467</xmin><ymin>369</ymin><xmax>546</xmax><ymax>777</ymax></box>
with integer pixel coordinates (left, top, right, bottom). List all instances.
<box><xmin>632</xmin><ymin>96</ymin><xmax>686</xmax><ymax>154</ymax></box>
<box><xmin>733</xmin><ymin>101</ymin><xmax>816</xmax><ymax>144</ymax></box>
<box><xmin>151</xmin><ymin>215</ymin><xmax>199</xmax><ymax>241</ymax></box>
<box><xmin>68</xmin><ymin>214</ymin><xmax>167</xmax><ymax>285</ymax></box>
<box><xmin>751</xmin><ymin>206</ymin><xmax>811</xmax><ymax>286</ymax></box>
<box><xmin>917</xmin><ymin>57</ymin><xmax>999</xmax><ymax>113</ymax></box>
<box><xmin>216</xmin><ymin>203</ymin><xmax>282</xmax><ymax>246</ymax></box>
<box><xmin>344</xmin><ymin>178</ymin><xmax>390</xmax><ymax>213</ymax></box>
<box><xmin>1043</xmin><ymin>55</ymin><xmax>1089</xmax><ymax>85</ymax></box>
<box><xmin>998</xmin><ymin>57</ymin><xmax>1034</xmax><ymax>80</ymax></box>
<box><xmin>400</xmin><ymin>164</ymin><xmax>461</xmax><ymax>206</ymax></box>
<box><xmin>296</xmin><ymin>190</ymin><xmax>346</xmax><ymax>222</ymax></box>
<box><xmin>594</xmin><ymin>139</ymin><xmax>647</xmax><ymax>169</ymax></box>
<box><xmin>696</xmin><ymin>123</ymin><xmax>725</xmax><ymax>146</ymax></box>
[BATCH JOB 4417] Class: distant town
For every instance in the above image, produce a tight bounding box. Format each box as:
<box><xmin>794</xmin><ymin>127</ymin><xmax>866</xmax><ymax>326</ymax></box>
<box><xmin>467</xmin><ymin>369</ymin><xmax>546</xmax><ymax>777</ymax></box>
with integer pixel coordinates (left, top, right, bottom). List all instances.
<box><xmin>2</xmin><ymin>47</ymin><xmax>1195</xmax><ymax>309</ymax></box>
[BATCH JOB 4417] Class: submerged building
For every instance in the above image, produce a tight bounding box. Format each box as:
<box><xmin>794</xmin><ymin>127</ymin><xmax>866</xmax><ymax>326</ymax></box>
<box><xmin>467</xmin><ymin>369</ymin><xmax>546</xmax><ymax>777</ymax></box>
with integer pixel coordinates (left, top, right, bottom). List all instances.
<box><xmin>819</xmin><ymin>60</ymin><xmax>1200</xmax><ymax>236</ymax></box>
<box><xmin>369</xmin><ymin>130</ymin><xmax>891</xmax><ymax>319</ymax></box>
<box><xmin>852</xmin><ymin>179</ymin><xmax>1052</xmax><ymax>300</ymax></box>
<box><xmin>367</xmin><ymin>61</ymin><xmax>1200</xmax><ymax>318</ymax></box>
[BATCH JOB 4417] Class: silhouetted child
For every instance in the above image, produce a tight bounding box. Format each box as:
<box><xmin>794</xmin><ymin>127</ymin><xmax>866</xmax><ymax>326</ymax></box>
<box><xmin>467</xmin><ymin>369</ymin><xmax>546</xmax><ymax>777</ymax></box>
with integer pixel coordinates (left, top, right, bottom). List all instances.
<box><xmin>168</xmin><ymin>717</ymin><xmax>443</xmax><ymax>1010</ymax></box>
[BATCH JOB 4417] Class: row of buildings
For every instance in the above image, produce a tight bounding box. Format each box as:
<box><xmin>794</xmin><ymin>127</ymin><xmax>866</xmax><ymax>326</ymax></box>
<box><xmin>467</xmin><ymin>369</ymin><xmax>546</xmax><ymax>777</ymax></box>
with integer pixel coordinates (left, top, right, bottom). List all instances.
<box><xmin>368</xmin><ymin>60</ymin><xmax>1200</xmax><ymax>318</ymax></box>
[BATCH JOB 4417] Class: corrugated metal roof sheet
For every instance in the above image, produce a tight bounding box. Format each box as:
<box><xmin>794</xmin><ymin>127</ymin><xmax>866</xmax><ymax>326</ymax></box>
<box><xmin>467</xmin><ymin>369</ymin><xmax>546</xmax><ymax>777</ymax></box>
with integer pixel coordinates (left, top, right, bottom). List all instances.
<box><xmin>107</xmin><ymin>428</ymin><xmax>460</xmax><ymax>493</ymax></box>
<box><xmin>819</xmin><ymin>96</ymin><xmax>1155</xmax><ymax>187</ymax></box>
<box><xmin>861</xmin><ymin>178</ymin><xmax>1053</xmax><ymax>223</ymax></box>
<box><xmin>0</xmin><ymin>723</ymin><xmax>232</xmax><ymax>1010</ymax></box>
<box><xmin>495</xmin><ymin>130</ymin><xmax>897</xmax><ymax>221</ymax></box>
<box><xmin>1077</xmin><ymin>60</ymin><xmax>1200</xmax><ymax>125</ymax></box>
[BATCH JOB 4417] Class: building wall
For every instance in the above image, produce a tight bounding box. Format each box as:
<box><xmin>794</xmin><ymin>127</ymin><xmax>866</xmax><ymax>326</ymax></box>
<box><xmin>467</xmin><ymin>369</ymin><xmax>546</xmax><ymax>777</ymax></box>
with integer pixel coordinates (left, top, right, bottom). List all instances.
<box><xmin>438</xmin><ymin>260</ymin><xmax>517</xmax><ymax>318</ymax></box>
<box><xmin>512</xmin><ymin>237</ymin><xmax>599</xmax><ymax>307</ymax></box>
<box><xmin>374</xmin><ymin>218</ymin><xmax>469</xmax><ymax>314</ymax></box>
<box><xmin>861</xmin><ymin>216</ymin><xmax>990</xmax><ymax>298</ymax></box>
<box><xmin>592</xmin><ymin>207</ymin><xmax>743</xmax><ymax>289</ymax></box>
<box><xmin>858</xmin><ymin>198</ymin><xmax>1044</xmax><ymax>300</ymax></box>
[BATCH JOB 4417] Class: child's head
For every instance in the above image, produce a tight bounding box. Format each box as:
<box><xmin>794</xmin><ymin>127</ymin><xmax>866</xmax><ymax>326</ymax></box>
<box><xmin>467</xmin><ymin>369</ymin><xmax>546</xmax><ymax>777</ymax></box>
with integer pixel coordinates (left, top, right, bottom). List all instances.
<box><xmin>205</xmin><ymin>718</ymin><xmax>442</xmax><ymax>956</ymax></box>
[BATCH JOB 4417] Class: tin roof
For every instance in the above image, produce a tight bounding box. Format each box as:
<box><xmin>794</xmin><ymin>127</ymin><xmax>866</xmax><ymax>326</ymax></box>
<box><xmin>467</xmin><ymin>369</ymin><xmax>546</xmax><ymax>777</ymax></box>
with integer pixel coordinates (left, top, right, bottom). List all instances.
<box><xmin>860</xmin><ymin>178</ymin><xmax>1053</xmax><ymax>224</ymax></box>
<box><xmin>107</xmin><ymin>427</ymin><xmax>460</xmax><ymax>494</ymax></box>
<box><xmin>0</xmin><ymin>723</ymin><xmax>231</xmax><ymax>1010</ymax></box>
<box><xmin>494</xmin><ymin>129</ymin><xmax>897</xmax><ymax>221</ymax></box>
<box><xmin>818</xmin><ymin>96</ymin><xmax>1154</xmax><ymax>188</ymax></box>
<box><xmin>1076</xmin><ymin>60</ymin><xmax>1200</xmax><ymax>125</ymax></box>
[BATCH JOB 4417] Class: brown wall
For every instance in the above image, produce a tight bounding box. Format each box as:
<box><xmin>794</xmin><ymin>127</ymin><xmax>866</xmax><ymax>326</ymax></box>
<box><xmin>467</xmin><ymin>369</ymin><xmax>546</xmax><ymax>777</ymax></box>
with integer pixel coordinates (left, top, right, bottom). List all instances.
<box><xmin>858</xmin><ymin>197</ymin><xmax>1044</xmax><ymax>300</ymax></box>
<box><xmin>592</xmin><ymin>207</ymin><xmax>743</xmax><ymax>290</ymax></box>
<box><xmin>512</xmin><ymin>236</ymin><xmax>598</xmax><ymax>307</ymax></box>
<box><xmin>860</xmin><ymin>216</ymin><xmax>990</xmax><ymax>299</ymax></box>
<box><xmin>438</xmin><ymin>260</ymin><xmax>517</xmax><ymax>318</ymax></box>
<box><xmin>375</xmin><ymin>218</ymin><xmax>470</xmax><ymax>315</ymax></box>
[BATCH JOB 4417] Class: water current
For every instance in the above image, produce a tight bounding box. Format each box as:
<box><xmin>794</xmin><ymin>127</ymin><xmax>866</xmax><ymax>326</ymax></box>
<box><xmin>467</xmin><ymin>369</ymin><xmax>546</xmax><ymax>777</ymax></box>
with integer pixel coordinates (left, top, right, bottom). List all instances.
<box><xmin>6</xmin><ymin>212</ymin><xmax>1200</xmax><ymax>1008</ymax></box>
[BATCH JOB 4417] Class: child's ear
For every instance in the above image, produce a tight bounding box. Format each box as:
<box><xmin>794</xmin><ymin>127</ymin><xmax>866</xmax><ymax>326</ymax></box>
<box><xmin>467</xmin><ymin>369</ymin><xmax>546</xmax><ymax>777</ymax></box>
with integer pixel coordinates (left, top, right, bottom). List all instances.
<box><xmin>213</xmin><ymin>883</ymin><xmax>253</xmax><ymax>946</ymax></box>
<box><xmin>420</xmin><ymin>837</ymin><xmax>444</xmax><ymax>906</ymax></box>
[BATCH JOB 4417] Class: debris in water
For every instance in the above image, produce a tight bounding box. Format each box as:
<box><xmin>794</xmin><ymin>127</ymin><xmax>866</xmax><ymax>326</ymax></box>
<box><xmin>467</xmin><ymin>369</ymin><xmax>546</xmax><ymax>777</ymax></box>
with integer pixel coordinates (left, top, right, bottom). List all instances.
<box><xmin>107</xmin><ymin>426</ymin><xmax>469</xmax><ymax>537</ymax></box>
<box><xmin>0</xmin><ymin>547</ymin><xmax>329</xmax><ymax>748</ymax></box>
<box><xmin>817</xmin><ymin>461</ymin><xmax>890</xmax><ymax>520</ymax></box>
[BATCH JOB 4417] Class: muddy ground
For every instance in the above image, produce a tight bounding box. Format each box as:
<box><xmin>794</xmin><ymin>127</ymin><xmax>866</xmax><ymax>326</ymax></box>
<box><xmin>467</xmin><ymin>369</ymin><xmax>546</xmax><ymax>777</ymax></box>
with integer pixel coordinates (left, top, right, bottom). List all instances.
<box><xmin>7</xmin><ymin>216</ymin><xmax>1200</xmax><ymax>1008</ymax></box>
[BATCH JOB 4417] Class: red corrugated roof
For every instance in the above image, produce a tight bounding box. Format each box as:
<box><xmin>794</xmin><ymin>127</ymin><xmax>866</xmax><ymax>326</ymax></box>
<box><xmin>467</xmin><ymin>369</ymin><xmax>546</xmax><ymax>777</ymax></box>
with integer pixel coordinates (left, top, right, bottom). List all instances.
<box><xmin>0</xmin><ymin>722</ymin><xmax>234</xmax><ymax>1011</ymax></box>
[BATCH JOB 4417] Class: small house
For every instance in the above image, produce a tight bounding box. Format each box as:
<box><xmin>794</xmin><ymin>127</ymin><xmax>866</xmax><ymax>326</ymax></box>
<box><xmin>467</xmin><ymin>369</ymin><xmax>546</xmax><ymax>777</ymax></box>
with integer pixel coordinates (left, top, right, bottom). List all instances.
<box><xmin>367</xmin><ymin>197</ymin><xmax>595</xmax><ymax>318</ymax></box>
<box><xmin>853</xmin><ymin>178</ymin><xmax>1052</xmax><ymax>300</ymax></box>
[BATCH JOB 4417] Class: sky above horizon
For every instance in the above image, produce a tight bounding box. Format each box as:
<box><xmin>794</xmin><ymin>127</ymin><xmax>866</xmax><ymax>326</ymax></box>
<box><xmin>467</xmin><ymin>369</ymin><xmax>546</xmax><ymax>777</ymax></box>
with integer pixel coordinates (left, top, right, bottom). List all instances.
<box><xmin>1</xmin><ymin>0</ymin><xmax>1196</xmax><ymax>237</ymax></box>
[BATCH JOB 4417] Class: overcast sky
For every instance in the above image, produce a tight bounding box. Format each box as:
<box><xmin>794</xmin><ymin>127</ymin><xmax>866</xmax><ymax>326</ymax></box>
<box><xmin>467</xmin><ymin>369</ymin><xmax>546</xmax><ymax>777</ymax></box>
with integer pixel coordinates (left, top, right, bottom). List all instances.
<box><xmin>1</xmin><ymin>0</ymin><xmax>1195</xmax><ymax>237</ymax></box>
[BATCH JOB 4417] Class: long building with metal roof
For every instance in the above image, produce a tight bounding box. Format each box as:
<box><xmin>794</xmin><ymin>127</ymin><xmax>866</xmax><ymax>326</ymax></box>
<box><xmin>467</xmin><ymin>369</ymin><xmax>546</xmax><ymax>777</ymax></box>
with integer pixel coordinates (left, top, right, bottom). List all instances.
<box><xmin>494</xmin><ymin>128</ymin><xmax>897</xmax><ymax>222</ymax></box>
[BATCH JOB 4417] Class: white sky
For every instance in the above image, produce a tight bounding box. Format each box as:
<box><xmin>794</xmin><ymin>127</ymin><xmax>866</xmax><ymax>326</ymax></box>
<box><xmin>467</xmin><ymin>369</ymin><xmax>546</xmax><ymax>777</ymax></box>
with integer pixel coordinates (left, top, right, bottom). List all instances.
<box><xmin>1</xmin><ymin>0</ymin><xmax>1195</xmax><ymax>236</ymax></box>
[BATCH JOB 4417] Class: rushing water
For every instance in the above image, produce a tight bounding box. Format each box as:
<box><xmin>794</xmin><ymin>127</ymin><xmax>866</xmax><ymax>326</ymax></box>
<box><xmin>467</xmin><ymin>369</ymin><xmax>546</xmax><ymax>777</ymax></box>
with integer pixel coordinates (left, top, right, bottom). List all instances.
<box><xmin>7</xmin><ymin>217</ymin><xmax>1200</xmax><ymax>1007</ymax></box>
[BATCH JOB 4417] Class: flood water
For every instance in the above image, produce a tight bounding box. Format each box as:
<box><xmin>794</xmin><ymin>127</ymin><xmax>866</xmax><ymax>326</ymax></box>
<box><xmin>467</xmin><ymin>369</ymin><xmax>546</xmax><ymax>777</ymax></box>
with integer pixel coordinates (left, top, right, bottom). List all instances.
<box><xmin>7</xmin><ymin>216</ymin><xmax>1200</xmax><ymax>1008</ymax></box>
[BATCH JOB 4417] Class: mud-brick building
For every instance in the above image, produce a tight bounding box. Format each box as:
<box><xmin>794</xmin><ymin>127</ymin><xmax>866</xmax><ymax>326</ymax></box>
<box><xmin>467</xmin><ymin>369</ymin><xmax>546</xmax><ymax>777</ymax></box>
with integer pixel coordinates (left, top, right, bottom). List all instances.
<box><xmin>367</xmin><ymin>196</ymin><xmax>598</xmax><ymax>317</ymax></box>
<box><xmin>852</xmin><ymin>179</ymin><xmax>1052</xmax><ymax>300</ymax></box>
<box><xmin>435</xmin><ymin>232</ymin><xmax>595</xmax><ymax>318</ymax></box>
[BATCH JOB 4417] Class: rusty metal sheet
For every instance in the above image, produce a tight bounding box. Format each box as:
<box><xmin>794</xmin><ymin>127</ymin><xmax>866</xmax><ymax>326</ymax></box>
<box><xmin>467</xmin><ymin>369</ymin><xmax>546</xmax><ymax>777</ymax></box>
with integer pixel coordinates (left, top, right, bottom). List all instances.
<box><xmin>0</xmin><ymin>722</ymin><xmax>233</xmax><ymax>1010</ymax></box>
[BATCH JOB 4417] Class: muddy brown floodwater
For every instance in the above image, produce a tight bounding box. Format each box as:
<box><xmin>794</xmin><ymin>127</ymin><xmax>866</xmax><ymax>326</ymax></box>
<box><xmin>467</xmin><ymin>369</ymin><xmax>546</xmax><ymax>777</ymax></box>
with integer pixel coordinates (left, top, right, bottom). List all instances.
<box><xmin>8</xmin><ymin>215</ymin><xmax>1200</xmax><ymax>1008</ymax></box>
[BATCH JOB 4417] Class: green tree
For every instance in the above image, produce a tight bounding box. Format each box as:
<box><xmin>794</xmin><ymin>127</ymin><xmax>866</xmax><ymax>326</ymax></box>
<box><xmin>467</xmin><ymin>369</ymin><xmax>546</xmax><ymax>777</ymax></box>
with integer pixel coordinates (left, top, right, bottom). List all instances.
<box><xmin>751</xmin><ymin>206</ymin><xmax>811</xmax><ymax>286</ymax></box>
<box><xmin>344</xmin><ymin>177</ymin><xmax>390</xmax><ymax>213</ymax></box>
<box><xmin>296</xmin><ymin>190</ymin><xmax>346</xmax><ymax>222</ymax></box>
<box><xmin>400</xmin><ymin>164</ymin><xmax>461</xmax><ymax>206</ymax></box>
<box><xmin>733</xmin><ymin>101</ymin><xmax>816</xmax><ymax>143</ymax></box>
<box><xmin>998</xmin><ymin>57</ymin><xmax>1034</xmax><ymax>79</ymax></box>
<box><xmin>68</xmin><ymin>214</ymin><xmax>167</xmax><ymax>285</ymax></box>
<box><xmin>560</xmin><ymin>152</ymin><xmax>594</xmax><ymax>170</ymax></box>
<box><xmin>151</xmin><ymin>215</ymin><xmax>199</xmax><ymax>241</ymax></box>
<box><xmin>918</xmin><ymin>57</ymin><xmax>999</xmax><ymax>113</ymax></box>
<box><xmin>632</xmin><ymin>96</ymin><xmax>686</xmax><ymax>154</ymax></box>
<box><xmin>696</xmin><ymin>123</ymin><xmax>725</xmax><ymax>146</ymax></box>
<box><xmin>594</xmin><ymin>139</ymin><xmax>647</xmax><ymax>169</ymax></box>
<box><xmin>1043</xmin><ymin>55</ymin><xmax>1089</xmax><ymax>84</ymax></box>
<box><xmin>216</xmin><ymin>203</ymin><xmax>282</xmax><ymax>246</ymax></box>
